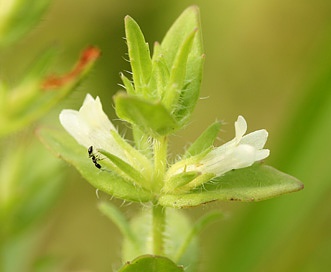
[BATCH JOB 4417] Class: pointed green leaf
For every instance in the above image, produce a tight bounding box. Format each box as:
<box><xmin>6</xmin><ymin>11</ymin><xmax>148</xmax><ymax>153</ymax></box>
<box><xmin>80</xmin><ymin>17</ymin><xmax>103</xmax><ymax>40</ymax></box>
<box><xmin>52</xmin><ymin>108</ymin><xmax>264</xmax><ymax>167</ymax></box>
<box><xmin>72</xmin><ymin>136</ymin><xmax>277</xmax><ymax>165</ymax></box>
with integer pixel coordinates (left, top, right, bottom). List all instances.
<box><xmin>163</xmin><ymin>171</ymin><xmax>201</xmax><ymax>193</ymax></box>
<box><xmin>125</xmin><ymin>16</ymin><xmax>152</xmax><ymax>96</ymax></box>
<box><xmin>149</xmin><ymin>42</ymin><xmax>170</xmax><ymax>98</ymax></box>
<box><xmin>119</xmin><ymin>255</ymin><xmax>184</xmax><ymax>272</ymax></box>
<box><xmin>160</xmin><ymin>6</ymin><xmax>204</xmax><ymax>123</ymax></box>
<box><xmin>158</xmin><ymin>164</ymin><xmax>304</xmax><ymax>208</ymax></box>
<box><xmin>180</xmin><ymin>172</ymin><xmax>216</xmax><ymax>191</ymax></box>
<box><xmin>37</xmin><ymin>128</ymin><xmax>153</xmax><ymax>202</ymax></box>
<box><xmin>162</xmin><ymin>29</ymin><xmax>197</xmax><ymax>110</ymax></box>
<box><xmin>109</xmin><ymin>129</ymin><xmax>153</xmax><ymax>171</ymax></box>
<box><xmin>161</xmin><ymin>6</ymin><xmax>202</xmax><ymax>69</ymax></box>
<box><xmin>168</xmin><ymin>30</ymin><xmax>196</xmax><ymax>89</ymax></box>
<box><xmin>114</xmin><ymin>92</ymin><xmax>179</xmax><ymax>136</ymax></box>
<box><xmin>184</xmin><ymin>121</ymin><xmax>221</xmax><ymax>158</ymax></box>
<box><xmin>98</xmin><ymin>148</ymin><xmax>151</xmax><ymax>191</ymax></box>
<box><xmin>120</xmin><ymin>72</ymin><xmax>135</xmax><ymax>95</ymax></box>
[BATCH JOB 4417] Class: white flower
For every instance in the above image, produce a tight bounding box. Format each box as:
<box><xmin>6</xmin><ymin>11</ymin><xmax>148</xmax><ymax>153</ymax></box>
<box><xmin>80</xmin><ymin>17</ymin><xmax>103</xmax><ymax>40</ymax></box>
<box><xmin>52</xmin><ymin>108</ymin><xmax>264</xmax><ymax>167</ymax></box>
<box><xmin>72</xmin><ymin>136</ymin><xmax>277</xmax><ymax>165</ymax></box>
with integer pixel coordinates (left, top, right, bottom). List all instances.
<box><xmin>59</xmin><ymin>93</ymin><xmax>127</xmax><ymax>162</ymax></box>
<box><xmin>184</xmin><ymin>115</ymin><xmax>269</xmax><ymax>176</ymax></box>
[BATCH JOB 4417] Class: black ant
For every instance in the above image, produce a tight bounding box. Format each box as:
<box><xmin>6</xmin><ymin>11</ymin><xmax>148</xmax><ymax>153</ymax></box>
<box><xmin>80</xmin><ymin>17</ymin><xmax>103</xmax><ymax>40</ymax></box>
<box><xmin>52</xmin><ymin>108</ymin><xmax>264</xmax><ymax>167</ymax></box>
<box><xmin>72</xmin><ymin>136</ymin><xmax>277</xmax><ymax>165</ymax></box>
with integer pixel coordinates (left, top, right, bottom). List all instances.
<box><xmin>88</xmin><ymin>146</ymin><xmax>102</xmax><ymax>169</ymax></box>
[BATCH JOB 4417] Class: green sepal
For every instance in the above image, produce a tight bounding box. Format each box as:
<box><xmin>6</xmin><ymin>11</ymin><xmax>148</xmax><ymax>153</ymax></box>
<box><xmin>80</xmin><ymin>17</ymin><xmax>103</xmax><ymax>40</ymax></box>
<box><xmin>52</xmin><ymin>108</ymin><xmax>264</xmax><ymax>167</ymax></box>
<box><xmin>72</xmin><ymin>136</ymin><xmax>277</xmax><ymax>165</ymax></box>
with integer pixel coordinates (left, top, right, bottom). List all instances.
<box><xmin>165</xmin><ymin>148</ymin><xmax>211</xmax><ymax>179</ymax></box>
<box><xmin>37</xmin><ymin>128</ymin><xmax>154</xmax><ymax>202</ymax></box>
<box><xmin>184</xmin><ymin>121</ymin><xmax>221</xmax><ymax>158</ymax></box>
<box><xmin>114</xmin><ymin>92</ymin><xmax>179</xmax><ymax>136</ymax></box>
<box><xmin>159</xmin><ymin>163</ymin><xmax>304</xmax><ymax>208</ymax></box>
<box><xmin>163</xmin><ymin>171</ymin><xmax>201</xmax><ymax>193</ymax></box>
<box><xmin>109</xmin><ymin>130</ymin><xmax>153</xmax><ymax>177</ymax></box>
<box><xmin>132</xmin><ymin>126</ymin><xmax>153</xmax><ymax>159</ymax></box>
<box><xmin>160</xmin><ymin>6</ymin><xmax>204</xmax><ymax>124</ymax></box>
<box><xmin>125</xmin><ymin>16</ymin><xmax>152</xmax><ymax>97</ymax></box>
<box><xmin>164</xmin><ymin>171</ymin><xmax>215</xmax><ymax>194</ymax></box>
<box><xmin>180</xmin><ymin>172</ymin><xmax>216</xmax><ymax>191</ymax></box>
<box><xmin>118</xmin><ymin>255</ymin><xmax>184</xmax><ymax>272</ymax></box>
<box><xmin>98</xmin><ymin>149</ymin><xmax>151</xmax><ymax>191</ymax></box>
<box><xmin>120</xmin><ymin>72</ymin><xmax>136</xmax><ymax>95</ymax></box>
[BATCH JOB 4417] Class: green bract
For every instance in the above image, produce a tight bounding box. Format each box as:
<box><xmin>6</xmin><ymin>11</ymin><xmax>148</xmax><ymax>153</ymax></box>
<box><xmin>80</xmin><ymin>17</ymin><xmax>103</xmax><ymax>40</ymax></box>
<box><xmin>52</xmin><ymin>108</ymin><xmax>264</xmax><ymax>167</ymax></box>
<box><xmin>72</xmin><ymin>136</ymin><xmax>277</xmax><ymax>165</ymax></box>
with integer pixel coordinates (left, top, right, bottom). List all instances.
<box><xmin>117</xmin><ymin>6</ymin><xmax>204</xmax><ymax>136</ymax></box>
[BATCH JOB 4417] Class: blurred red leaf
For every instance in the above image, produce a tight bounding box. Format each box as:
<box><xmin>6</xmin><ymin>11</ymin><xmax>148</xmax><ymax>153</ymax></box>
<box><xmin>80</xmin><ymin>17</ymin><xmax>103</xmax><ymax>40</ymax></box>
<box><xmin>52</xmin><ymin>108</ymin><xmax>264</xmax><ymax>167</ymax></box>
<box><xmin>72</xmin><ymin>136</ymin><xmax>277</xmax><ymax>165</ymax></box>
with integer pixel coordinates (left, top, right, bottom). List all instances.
<box><xmin>42</xmin><ymin>46</ymin><xmax>100</xmax><ymax>90</ymax></box>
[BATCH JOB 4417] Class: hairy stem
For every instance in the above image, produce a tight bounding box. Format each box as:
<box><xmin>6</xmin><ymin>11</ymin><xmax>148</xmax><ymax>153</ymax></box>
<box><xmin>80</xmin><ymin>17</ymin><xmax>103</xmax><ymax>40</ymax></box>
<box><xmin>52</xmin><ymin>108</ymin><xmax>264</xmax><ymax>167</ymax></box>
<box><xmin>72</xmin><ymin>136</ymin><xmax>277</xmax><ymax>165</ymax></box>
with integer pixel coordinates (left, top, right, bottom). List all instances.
<box><xmin>152</xmin><ymin>204</ymin><xmax>166</xmax><ymax>255</ymax></box>
<box><xmin>153</xmin><ymin>135</ymin><xmax>167</xmax><ymax>191</ymax></box>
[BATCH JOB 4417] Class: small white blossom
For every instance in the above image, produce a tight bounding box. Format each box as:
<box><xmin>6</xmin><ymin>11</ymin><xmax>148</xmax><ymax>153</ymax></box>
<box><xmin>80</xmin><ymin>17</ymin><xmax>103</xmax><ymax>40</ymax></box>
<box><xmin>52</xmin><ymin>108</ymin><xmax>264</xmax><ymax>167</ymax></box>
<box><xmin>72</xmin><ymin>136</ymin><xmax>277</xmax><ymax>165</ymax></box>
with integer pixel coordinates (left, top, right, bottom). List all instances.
<box><xmin>59</xmin><ymin>93</ymin><xmax>127</xmax><ymax>162</ymax></box>
<box><xmin>183</xmin><ymin>115</ymin><xmax>269</xmax><ymax>177</ymax></box>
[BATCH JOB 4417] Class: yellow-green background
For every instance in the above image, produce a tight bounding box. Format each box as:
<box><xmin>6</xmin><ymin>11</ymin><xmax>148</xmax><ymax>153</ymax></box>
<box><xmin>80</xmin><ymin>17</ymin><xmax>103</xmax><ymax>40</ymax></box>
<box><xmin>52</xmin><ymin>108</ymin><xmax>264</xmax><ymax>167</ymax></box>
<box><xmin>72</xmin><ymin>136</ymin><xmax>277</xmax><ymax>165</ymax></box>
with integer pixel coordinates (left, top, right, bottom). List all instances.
<box><xmin>2</xmin><ymin>0</ymin><xmax>331</xmax><ymax>271</ymax></box>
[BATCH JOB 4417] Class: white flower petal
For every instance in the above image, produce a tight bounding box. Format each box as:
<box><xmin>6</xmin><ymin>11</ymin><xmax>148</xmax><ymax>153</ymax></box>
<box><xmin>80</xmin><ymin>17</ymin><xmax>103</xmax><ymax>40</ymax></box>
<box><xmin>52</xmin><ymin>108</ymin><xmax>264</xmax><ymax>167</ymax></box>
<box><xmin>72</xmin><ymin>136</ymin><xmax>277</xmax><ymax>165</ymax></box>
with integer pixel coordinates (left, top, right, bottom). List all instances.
<box><xmin>240</xmin><ymin>129</ymin><xmax>268</xmax><ymax>149</ymax></box>
<box><xmin>79</xmin><ymin>95</ymin><xmax>115</xmax><ymax>132</ymax></box>
<box><xmin>178</xmin><ymin>115</ymin><xmax>270</xmax><ymax>179</ymax></box>
<box><xmin>83</xmin><ymin>93</ymin><xmax>94</xmax><ymax>104</ymax></box>
<box><xmin>59</xmin><ymin>94</ymin><xmax>127</xmax><ymax>161</ymax></box>
<box><xmin>235</xmin><ymin>115</ymin><xmax>247</xmax><ymax>141</ymax></box>
<box><xmin>255</xmin><ymin>149</ymin><xmax>270</xmax><ymax>161</ymax></box>
<box><xmin>59</xmin><ymin>109</ymin><xmax>91</xmax><ymax>144</ymax></box>
<box><xmin>199</xmin><ymin>144</ymin><xmax>256</xmax><ymax>176</ymax></box>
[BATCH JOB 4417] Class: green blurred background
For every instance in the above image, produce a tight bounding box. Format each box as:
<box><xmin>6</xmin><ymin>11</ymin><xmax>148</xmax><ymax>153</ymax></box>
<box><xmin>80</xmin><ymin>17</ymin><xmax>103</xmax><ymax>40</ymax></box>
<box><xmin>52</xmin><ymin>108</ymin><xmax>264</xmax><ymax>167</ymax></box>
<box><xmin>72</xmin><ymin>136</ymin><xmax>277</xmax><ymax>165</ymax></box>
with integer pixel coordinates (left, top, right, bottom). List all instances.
<box><xmin>1</xmin><ymin>0</ymin><xmax>331</xmax><ymax>271</ymax></box>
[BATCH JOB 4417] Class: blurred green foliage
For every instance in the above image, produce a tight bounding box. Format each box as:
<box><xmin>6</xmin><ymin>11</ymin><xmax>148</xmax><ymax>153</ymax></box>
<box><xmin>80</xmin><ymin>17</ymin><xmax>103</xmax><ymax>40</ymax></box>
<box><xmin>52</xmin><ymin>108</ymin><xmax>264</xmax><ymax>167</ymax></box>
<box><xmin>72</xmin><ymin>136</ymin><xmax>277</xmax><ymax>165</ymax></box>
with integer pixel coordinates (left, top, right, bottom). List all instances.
<box><xmin>1</xmin><ymin>0</ymin><xmax>331</xmax><ymax>271</ymax></box>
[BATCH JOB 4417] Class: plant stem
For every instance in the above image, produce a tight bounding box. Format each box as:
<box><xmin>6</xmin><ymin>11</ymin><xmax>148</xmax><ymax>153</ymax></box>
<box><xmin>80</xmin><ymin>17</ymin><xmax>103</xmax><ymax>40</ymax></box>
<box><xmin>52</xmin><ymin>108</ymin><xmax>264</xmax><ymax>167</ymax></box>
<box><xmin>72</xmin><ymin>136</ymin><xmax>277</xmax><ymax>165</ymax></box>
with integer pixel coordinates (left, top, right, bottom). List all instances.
<box><xmin>152</xmin><ymin>135</ymin><xmax>167</xmax><ymax>255</ymax></box>
<box><xmin>153</xmin><ymin>136</ymin><xmax>167</xmax><ymax>191</ymax></box>
<box><xmin>152</xmin><ymin>204</ymin><xmax>166</xmax><ymax>255</ymax></box>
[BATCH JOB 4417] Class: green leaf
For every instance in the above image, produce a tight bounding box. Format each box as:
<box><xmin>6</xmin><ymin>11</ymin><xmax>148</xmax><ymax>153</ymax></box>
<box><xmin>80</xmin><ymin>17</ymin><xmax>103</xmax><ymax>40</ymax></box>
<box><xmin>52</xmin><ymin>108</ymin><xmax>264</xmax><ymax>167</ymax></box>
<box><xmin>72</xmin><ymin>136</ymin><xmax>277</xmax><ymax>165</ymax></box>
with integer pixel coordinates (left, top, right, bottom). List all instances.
<box><xmin>98</xmin><ymin>148</ymin><xmax>151</xmax><ymax>191</ymax></box>
<box><xmin>120</xmin><ymin>72</ymin><xmax>135</xmax><ymax>95</ymax></box>
<box><xmin>184</xmin><ymin>121</ymin><xmax>221</xmax><ymax>158</ymax></box>
<box><xmin>125</xmin><ymin>16</ymin><xmax>152</xmax><ymax>96</ymax></box>
<box><xmin>158</xmin><ymin>164</ymin><xmax>304</xmax><ymax>208</ymax></box>
<box><xmin>149</xmin><ymin>42</ymin><xmax>170</xmax><ymax>98</ymax></box>
<box><xmin>114</xmin><ymin>92</ymin><xmax>179</xmax><ymax>136</ymax></box>
<box><xmin>118</xmin><ymin>255</ymin><xmax>184</xmax><ymax>272</ymax></box>
<box><xmin>108</xmin><ymin>130</ymin><xmax>153</xmax><ymax>177</ymax></box>
<box><xmin>161</xmin><ymin>6</ymin><xmax>202</xmax><ymax>71</ymax></box>
<box><xmin>162</xmin><ymin>29</ymin><xmax>197</xmax><ymax>110</ymax></box>
<box><xmin>163</xmin><ymin>171</ymin><xmax>201</xmax><ymax>193</ymax></box>
<box><xmin>37</xmin><ymin>128</ymin><xmax>153</xmax><ymax>202</ymax></box>
<box><xmin>160</xmin><ymin>6</ymin><xmax>204</xmax><ymax>124</ymax></box>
